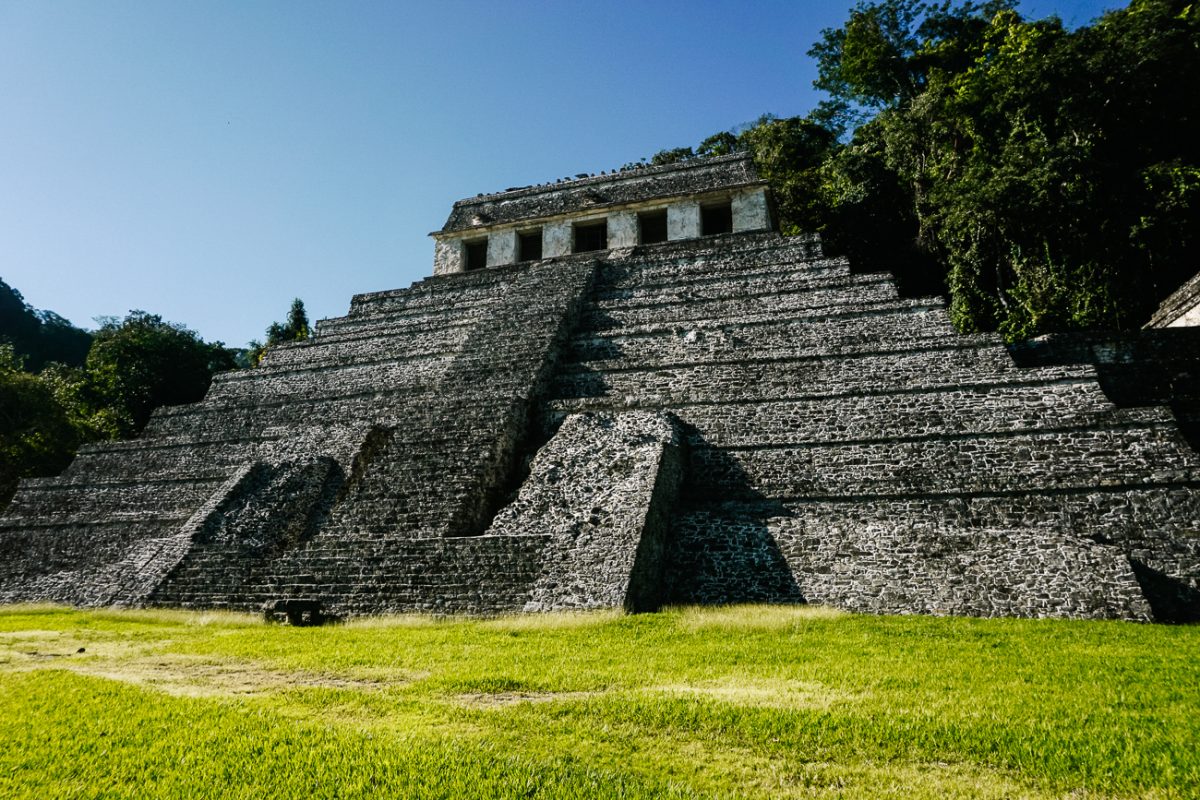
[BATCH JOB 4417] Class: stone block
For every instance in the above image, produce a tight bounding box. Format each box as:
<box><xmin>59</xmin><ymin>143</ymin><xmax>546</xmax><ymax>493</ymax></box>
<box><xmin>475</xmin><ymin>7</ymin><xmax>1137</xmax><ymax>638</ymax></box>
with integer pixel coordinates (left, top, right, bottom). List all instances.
<box><xmin>433</xmin><ymin>238</ymin><xmax>463</xmax><ymax>275</ymax></box>
<box><xmin>543</xmin><ymin>221</ymin><xmax>572</xmax><ymax>258</ymax></box>
<box><xmin>667</xmin><ymin>201</ymin><xmax>701</xmax><ymax>241</ymax></box>
<box><xmin>486</xmin><ymin>229</ymin><xmax>518</xmax><ymax>268</ymax></box>
<box><xmin>485</xmin><ymin>411</ymin><xmax>683</xmax><ymax>612</ymax></box>
<box><xmin>607</xmin><ymin>210</ymin><xmax>638</xmax><ymax>249</ymax></box>
<box><xmin>732</xmin><ymin>187</ymin><xmax>770</xmax><ymax>232</ymax></box>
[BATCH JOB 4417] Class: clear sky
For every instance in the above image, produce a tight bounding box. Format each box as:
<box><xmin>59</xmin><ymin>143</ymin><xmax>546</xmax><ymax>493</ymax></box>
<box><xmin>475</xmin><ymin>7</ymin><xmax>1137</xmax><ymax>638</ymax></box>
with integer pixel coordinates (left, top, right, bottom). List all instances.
<box><xmin>1</xmin><ymin>0</ymin><xmax>1123</xmax><ymax>347</ymax></box>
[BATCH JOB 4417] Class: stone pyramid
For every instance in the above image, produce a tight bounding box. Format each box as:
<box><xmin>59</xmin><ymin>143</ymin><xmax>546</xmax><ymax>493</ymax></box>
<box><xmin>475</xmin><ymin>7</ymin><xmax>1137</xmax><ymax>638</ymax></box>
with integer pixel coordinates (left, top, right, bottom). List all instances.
<box><xmin>1</xmin><ymin>154</ymin><xmax>1197</xmax><ymax>621</ymax></box>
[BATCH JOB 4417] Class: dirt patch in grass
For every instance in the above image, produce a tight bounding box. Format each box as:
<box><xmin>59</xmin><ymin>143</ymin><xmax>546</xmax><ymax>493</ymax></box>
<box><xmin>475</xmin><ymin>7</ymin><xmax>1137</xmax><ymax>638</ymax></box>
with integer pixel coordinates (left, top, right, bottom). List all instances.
<box><xmin>0</xmin><ymin>629</ymin><xmax>391</xmax><ymax>698</ymax></box>
<box><xmin>644</xmin><ymin>677</ymin><xmax>860</xmax><ymax>709</ymax></box>
<box><xmin>674</xmin><ymin>603</ymin><xmax>847</xmax><ymax>630</ymax></box>
<box><xmin>68</xmin><ymin>655</ymin><xmax>391</xmax><ymax>698</ymax></box>
<box><xmin>455</xmin><ymin>690</ymin><xmax>597</xmax><ymax>708</ymax></box>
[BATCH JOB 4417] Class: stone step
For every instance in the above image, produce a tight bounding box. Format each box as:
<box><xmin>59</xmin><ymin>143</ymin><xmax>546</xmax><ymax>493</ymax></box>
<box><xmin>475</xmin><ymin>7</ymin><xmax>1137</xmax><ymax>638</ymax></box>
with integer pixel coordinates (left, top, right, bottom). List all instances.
<box><xmin>579</xmin><ymin>278</ymin><xmax>900</xmax><ymax>332</ymax></box>
<box><xmin>346</xmin><ymin>263</ymin><xmax>524</xmax><ymax>315</ymax></box>
<box><xmin>590</xmin><ymin>233</ymin><xmax>825</xmax><ymax>283</ymax></box>
<box><xmin>315</xmin><ymin>293</ymin><xmax>504</xmax><ymax>338</ymax></box>
<box><xmin>258</xmin><ymin>325</ymin><xmax>467</xmax><ymax>368</ymax></box>
<box><xmin>547</xmin><ymin>342</ymin><xmax>1096</xmax><ymax>405</ymax></box>
<box><xmin>579</xmin><ymin>297</ymin><xmax>946</xmax><ymax>341</ymax></box>
<box><xmin>59</xmin><ymin>426</ymin><xmax>377</xmax><ymax>482</ymax></box>
<box><xmin>2</xmin><ymin>476</ymin><xmax>227</xmax><ymax>521</ymax></box>
<box><xmin>563</xmin><ymin>305</ymin><xmax>959</xmax><ymax>366</ymax></box>
<box><xmin>591</xmin><ymin>250</ymin><xmax>847</xmax><ymax>294</ymax></box>
<box><xmin>664</xmin><ymin>499</ymin><xmax>1154</xmax><ymax>618</ymax></box>
<box><xmin>591</xmin><ymin>265</ymin><xmax>887</xmax><ymax>309</ymax></box>
<box><xmin>539</xmin><ymin>380</ymin><xmax>1170</xmax><ymax>448</ymax></box>
<box><xmin>206</xmin><ymin>354</ymin><xmax>455</xmax><ymax>402</ymax></box>
<box><xmin>144</xmin><ymin>386</ymin><xmax>436</xmax><ymax>437</ymax></box>
<box><xmin>683</xmin><ymin>423</ymin><xmax>1200</xmax><ymax>500</ymax></box>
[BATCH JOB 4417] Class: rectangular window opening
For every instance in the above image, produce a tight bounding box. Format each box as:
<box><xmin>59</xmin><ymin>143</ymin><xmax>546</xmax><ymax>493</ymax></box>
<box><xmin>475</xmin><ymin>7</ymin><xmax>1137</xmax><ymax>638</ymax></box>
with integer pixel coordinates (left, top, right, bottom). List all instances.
<box><xmin>701</xmin><ymin>202</ymin><xmax>733</xmax><ymax>236</ymax></box>
<box><xmin>465</xmin><ymin>238</ymin><xmax>488</xmax><ymax>271</ymax></box>
<box><xmin>518</xmin><ymin>230</ymin><xmax>543</xmax><ymax>262</ymax></box>
<box><xmin>573</xmin><ymin>221</ymin><xmax>608</xmax><ymax>253</ymax></box>
<box><xmin>638</xmin><ymin>210</ymin><xmax>668</xmax><ymax>245</ymax></box>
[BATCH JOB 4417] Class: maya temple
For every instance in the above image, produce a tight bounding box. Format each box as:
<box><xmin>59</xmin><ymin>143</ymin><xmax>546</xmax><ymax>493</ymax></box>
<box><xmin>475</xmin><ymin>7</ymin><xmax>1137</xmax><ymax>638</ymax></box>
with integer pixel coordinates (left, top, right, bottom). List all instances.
<box><xmin>1</xmin><ymin>153</ymin><xmax>1199</xmax><ymax>622</ymax></box>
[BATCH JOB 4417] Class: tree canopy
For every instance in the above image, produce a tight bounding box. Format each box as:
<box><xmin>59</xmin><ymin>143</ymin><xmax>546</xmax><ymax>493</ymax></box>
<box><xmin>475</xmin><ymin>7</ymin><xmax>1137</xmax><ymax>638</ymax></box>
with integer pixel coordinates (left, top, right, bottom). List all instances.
<box><xmin>0</xmin><ymin>278</ymin><xmax>92</xmax><ymax>370</ymax></box>
<box><xmin>85</xmin><ymin>312</ymin><xmax>238</xmax><ymax>436</ymax></box>
<box><xmin>247</xmin><ymin>298</ymin><xmax>310</xmax><ymax>366</ymax></box>
<box><xmin>653</xmin><ymin>0</ymin><xmax>1199</xmax><ymax>341</ymax></box>
<box><xmin>0</xmin><ymin>345</ymin><xmax>78</xmax><ymax>507</ymax></box>
<box><xmin>0</xmin><ymin>306</ymin><xmax>238</xmax><ymax>508</ymax></box>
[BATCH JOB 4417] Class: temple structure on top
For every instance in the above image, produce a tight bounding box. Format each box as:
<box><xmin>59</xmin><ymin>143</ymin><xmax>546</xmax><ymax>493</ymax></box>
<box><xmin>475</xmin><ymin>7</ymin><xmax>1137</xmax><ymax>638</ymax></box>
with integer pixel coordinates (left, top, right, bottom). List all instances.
<box><xmin>0</xmin><ymin>153</ymin><xmax>1198</xmax><ymax>622</ymax></box>
<box><xmin>431</xmin><ymin>155</ymin><xmax>772</xmax><ymax>274</ymax></box>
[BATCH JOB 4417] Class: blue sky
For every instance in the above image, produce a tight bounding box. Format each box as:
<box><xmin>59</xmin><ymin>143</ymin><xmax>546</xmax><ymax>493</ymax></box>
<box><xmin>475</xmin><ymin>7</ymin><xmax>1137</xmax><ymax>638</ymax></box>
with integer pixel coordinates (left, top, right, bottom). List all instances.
<box><xmin>1</xmin><ymin>0</ymin><xmax>1123</xmax><ymax>347</ymax></box>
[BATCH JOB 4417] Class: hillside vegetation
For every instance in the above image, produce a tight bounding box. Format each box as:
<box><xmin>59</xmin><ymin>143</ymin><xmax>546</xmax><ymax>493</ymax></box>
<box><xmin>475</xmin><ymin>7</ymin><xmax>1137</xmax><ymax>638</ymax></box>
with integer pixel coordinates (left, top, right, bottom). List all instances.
<box><xmin>650</xmin><ymin>0</ymin><xmax>1200</xmax><ymax>342</ymax></box>
<box><xmin>0</xmin><ymin>297</ymin><xmax>308</xmax><ymax>510</ymax></box>
<box><xmin>1</xmin><ymin>605</ymin><xmax>1196</xmax><ymax>799</ymax></box>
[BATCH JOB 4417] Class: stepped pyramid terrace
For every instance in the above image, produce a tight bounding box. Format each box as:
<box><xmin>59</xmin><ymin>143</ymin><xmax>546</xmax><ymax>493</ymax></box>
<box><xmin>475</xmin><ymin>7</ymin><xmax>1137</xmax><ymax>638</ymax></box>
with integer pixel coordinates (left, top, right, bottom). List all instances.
<box><xmin>1</xmin><ymin>153</ymin><xmax>1199</xmax><ymax>621</ymax></box>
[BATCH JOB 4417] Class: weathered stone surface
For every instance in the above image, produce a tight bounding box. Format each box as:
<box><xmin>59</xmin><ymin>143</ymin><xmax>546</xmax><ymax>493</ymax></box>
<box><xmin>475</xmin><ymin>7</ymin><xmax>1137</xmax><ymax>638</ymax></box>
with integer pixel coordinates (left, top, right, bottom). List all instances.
<box><xmin>440</xmin><ymin>154</ymin><xmax>759</xmax><ymax>235</ymax></box>
<box><xmin>731</xmin><ymin>187</ymin><xmax>771</xmax><ymax>233</ymax></box>
<box><xmin>1147</xmin><ymin>269</ymin><xmax>1200</xmax><ymax>328</ymax></box>
<box><xmin>1</xmin><ymin>155</ymin><xmax>1199</xmax><ymax>621</ymax></box>
<box><xmin>485</xmin><ymin>411</ymin><xmax>683</xmax><ymax>613</ymax></box>
<box><xmin>667</xmin><ymin>201</ymin><xmax>701</xmax><ymax>241</ymax></box>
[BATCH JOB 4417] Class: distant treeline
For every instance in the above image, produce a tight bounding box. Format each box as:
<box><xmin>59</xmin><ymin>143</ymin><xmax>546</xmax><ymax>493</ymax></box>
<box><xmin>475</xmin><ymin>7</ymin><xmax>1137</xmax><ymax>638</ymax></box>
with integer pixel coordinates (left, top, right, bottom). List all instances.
<box><xmin>0</xmin><ymin>278</ymin><xmax>310</xmax><ymax>508</ymax></box>
<box><xmin>641</xmin><ymin>0</ymin><xmax>1198</xmax><ymax>342</ymax></box>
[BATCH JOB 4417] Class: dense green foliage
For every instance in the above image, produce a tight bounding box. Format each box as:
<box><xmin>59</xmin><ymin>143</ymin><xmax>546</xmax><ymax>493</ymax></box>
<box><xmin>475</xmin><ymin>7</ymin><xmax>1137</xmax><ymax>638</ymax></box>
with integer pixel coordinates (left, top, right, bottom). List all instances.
<box><xmin>0</xmin><ymin>281</ymin><xmax>307</xmax><ymax>507</ymax></box>
<box><xmin>246</xmin><ymin>297</ymin><xmax>310</xmax><ymax>366</ymax></box>
<box><xmin>1</xmin><ymin>605</ymin><xmax>1197</xmax><ymax>798</ymax></box>
<box><xmin>655</xmin><ymin>0</ymin><xmax>1200</xmax><ymax>340</ymax></box>
<box><xmin>0</xmin><ymin>278</ymin><xmax>91</xmax><ymax>370</ymax></box>
<box><xmin>0</xmin><ymin>347</ymin><xmax>78</xmax><ymax>507</ymax></box>
<box><xmin>0</xmin><ymin>307</ymin><xmax>238</xmax><ymax>508</ymax></box>
<box><xmin>82</xmin><ymin>312</ymin><xmax>237</xmax><ymax>436</ymax></box>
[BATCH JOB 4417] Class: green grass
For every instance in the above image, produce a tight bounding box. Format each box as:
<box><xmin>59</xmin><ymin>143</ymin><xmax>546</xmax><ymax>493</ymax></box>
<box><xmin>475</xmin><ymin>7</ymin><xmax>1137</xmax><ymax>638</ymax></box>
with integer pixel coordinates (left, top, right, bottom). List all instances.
<box><xmin>0</xmin><ymin>604</ymin><xmax>1196</xmax><ymax>799</ymax></box>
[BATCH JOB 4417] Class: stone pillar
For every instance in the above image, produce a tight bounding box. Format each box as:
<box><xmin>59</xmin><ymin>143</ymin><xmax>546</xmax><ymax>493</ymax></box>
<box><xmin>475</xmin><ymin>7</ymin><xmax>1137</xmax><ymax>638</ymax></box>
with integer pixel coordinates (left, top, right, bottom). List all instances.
<box><xmin>433</xmin><ymin>238</ymin><xmax>464</xmax><ymax>275</ymax></box>
<box><xmin>543</xmin><ymin>220</ymin><xmax>572</xmax><ymax>257</ymax></box>
<box><xmin>732</xmin><ymin>187</ymin><xmax>771</xmax><ymax>233</ymax></box>
<box><xmin>607</xmin><ymin>210</ymin><xmax>638</xmax><ymax>249</ymax></box>
<box><xmin>667</xmin><ymin>201</ymin><xmax>701</xmax><ymax>241</ymax></box>
<box><xmin>486</xmin><ymin>229</ymin><xmax>518</xmax><ymax>267</ymax></box>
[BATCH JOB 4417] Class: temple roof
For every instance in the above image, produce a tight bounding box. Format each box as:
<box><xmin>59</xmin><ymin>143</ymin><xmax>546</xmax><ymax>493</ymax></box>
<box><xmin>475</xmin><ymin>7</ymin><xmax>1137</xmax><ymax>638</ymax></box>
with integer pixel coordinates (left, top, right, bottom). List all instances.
<box><xmin>437</xmin><ymin>153</ymin><xmax>763</xmax><ymax>235</ymax></box>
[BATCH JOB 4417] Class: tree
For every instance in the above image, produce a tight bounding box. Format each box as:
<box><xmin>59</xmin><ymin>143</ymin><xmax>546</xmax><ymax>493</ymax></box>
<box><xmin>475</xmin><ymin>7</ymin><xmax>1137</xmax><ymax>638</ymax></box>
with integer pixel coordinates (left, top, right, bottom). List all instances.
<box><xmin>267</xmin><ymin>298</ymin><xmax>310</xmax><ymax>345</ymax></box>
<box><xmin>808</xmin><ymin>0</ymin><xmax>1016</xmax><ymax>114</ymax></box>
<box><xmin>697</xmin><ymin>132</ymin><xmax>739</xmax><ymax>157</ymax></box>
<box><xmin>85</xmin><ymin>311</ymin><xmax>236</xmax><ymax>436</ymax></box>
<box><xmin>737</xmin><ymin>116</ymin><xmax>840</xmax><ymax>235</ymax></box>
<box><xmin>807</xmin><ymin>0</ymin><xmax>1200</xmax><ymax>339</ymax></box>
<box><xmin>648</xmin><ymin>147</ymin><xmax>696</xmax><ymax>166</ymax></box>
<box><xmin>249</xmin><ymin>298</ymin><xmax>310</xmax><ymax>365</ymax></box>
<box><xmin>0</xmin><ymin>345</ymin><xmax>77</xmax><ymax>508</ymax></box>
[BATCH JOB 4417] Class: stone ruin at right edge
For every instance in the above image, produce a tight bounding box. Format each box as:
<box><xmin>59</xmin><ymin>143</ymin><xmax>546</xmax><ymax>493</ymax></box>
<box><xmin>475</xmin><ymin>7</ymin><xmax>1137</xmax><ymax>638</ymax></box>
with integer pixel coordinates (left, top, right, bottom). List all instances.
<box><xmin>1</xmin><ymin>152</ymin><xmax>1199</xmax><ymax>622</ymax></box>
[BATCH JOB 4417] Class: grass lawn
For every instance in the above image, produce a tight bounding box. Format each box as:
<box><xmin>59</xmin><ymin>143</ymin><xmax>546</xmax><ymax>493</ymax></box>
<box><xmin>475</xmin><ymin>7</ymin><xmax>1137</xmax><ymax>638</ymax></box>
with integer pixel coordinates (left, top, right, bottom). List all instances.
<box><xmin>0</xmin><ymin>604</ymin><xmax>1195</xmax><ymax>799</ymax></box>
